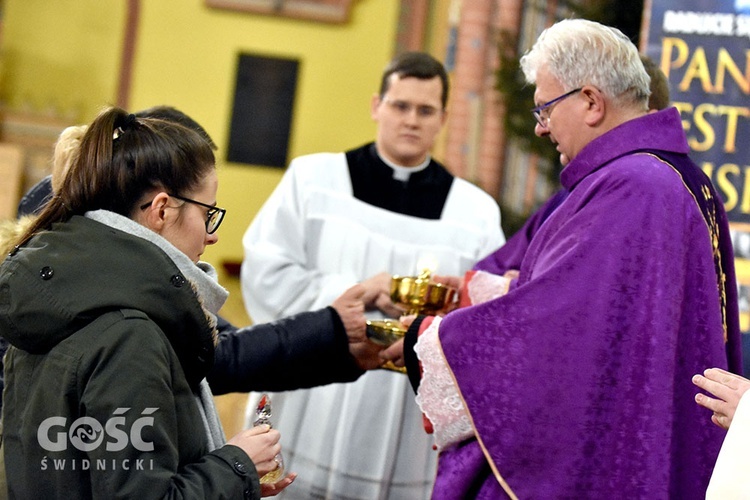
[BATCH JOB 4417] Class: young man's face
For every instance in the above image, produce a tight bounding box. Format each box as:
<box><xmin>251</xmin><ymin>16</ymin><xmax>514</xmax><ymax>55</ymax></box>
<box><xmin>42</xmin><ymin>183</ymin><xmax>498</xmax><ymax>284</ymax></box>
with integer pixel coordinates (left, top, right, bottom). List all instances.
<box><xmin>371</xmin><ymin>74</ymin><xmax>447</xmax><ymax>167</ymax></box>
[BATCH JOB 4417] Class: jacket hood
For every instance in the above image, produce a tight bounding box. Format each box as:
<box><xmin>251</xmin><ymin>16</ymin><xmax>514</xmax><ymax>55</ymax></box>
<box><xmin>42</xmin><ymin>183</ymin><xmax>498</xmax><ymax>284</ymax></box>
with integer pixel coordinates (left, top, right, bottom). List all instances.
<box><xmin>0</xmin><ymin>216</ymin><xmax>216</xmax><ymax>386</ymax></box>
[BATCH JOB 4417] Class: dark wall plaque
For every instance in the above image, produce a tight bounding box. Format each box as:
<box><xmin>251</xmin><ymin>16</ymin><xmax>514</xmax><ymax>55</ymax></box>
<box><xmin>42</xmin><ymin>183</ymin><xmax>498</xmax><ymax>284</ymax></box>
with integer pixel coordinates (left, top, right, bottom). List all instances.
<box><xmin>227</xmin><ymin>53</ymin><xmax>299</xmax><ymax>167</ymax></box>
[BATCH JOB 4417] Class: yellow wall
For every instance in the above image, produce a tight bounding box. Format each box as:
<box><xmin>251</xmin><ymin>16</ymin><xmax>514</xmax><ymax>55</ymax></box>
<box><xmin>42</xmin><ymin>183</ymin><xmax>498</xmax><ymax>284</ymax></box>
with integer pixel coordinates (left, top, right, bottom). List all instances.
<box><xmin>129</xmin><ymin>0</ymin><xmax>401</xmax><ymax>273</ymax></box>
<box><xmin>1</xmin><ymin>0</ymin><xmax>401</xmax><ymax>324</ymax></box>
<box><xmin>1</xmin><ymin>0</ymin><xmax>125</xmax><ymax>120</ymax></box>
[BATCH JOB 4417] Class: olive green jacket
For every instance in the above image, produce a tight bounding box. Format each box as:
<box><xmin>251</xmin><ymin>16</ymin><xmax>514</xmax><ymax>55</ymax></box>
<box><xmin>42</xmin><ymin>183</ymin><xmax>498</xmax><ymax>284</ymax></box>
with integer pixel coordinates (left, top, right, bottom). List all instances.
<box><xmin>0</xmin><ymin>216</ymin><xmax>260</xmax><ymax>499</ymax></box>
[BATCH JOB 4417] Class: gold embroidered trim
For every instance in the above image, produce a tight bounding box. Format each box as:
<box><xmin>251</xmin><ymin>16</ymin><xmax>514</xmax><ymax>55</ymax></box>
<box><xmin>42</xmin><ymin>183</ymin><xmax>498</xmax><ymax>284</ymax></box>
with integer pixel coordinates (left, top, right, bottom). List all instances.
<box><xmin>437</xmin><ymin>336</ymin><xmax>520</xmax><ymax>500</ymax></box>
<box><xmin>641</xmin><ymin>153</ymin><xmax>728</xmax><ymax>342</ymax></box>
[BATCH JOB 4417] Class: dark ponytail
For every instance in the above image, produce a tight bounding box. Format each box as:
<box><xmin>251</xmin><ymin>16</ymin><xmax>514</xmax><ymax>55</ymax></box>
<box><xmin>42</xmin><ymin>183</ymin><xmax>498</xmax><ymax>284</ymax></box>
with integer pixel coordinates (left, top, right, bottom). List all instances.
<box><xmin>15</xmin><ymin>106</ymin><xmax>215</xmax><ymax>248</ymax></box>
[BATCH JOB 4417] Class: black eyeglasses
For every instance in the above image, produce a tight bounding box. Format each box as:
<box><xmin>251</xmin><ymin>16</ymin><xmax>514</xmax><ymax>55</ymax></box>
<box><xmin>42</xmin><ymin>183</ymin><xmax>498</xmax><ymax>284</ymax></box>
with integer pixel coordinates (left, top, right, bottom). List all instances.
<box><xmin>531</xmin><ymin>88</ymin><xmax>582</xmax><ymax>128</ymax></box>
<box><xmin>140</xmin><ymin>194</ymin><xmax>226</xmax><ymax>234</ymax></box>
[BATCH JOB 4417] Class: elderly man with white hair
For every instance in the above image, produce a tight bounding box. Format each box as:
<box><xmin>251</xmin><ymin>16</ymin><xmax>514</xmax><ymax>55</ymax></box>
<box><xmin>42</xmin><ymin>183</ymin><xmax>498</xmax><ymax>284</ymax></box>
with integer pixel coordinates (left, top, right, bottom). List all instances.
<box><xmin>385</xmin><ymin>18</ymin><xmax>742</xmax><ymax>499</ymax></box>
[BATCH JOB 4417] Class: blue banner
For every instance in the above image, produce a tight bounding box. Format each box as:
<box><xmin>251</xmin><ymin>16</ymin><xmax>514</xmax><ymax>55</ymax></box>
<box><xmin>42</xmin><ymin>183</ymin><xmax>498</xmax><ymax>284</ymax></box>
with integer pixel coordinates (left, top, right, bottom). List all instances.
<box><xmin>644</xmin><ymin>0</ymin><xmax>750</xmax><ymax>372</ymax></box>
<box><xmin>645</xmin><ymin>0</ymin><xmax>750</xmax><ymax>218</ymax></box>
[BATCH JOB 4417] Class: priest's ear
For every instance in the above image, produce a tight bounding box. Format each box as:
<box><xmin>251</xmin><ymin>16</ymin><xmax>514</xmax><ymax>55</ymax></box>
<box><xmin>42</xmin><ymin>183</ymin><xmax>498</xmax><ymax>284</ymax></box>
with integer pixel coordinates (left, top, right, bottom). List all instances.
<box><xmin>581</xmin><ymin>85</ymin><xmax>606</xmax><ymax>127</ymax></box>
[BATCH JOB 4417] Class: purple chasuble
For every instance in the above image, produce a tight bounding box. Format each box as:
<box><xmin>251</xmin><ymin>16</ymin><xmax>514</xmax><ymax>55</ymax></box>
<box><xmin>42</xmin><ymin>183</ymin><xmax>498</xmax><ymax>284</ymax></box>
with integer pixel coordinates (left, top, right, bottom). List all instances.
<box><xmin>474</xmin><ymin>188</ymin><xmax>568</xmax><ymax>277</ymax></box>
<box><xmin>433</xmin><ymin>108</ymin><xmax>742</xmax><ymax>499</ymax></box>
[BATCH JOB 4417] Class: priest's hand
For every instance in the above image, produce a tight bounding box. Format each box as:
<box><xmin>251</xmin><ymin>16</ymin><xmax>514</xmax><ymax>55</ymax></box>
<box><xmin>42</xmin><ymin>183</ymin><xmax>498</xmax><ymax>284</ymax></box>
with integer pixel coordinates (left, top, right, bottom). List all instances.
<box><xmin>432</xmin><ymin>274</ymin><xmax>462</xmax><ymax>314</ymax></box>
<box><xmin>433</xmin><ymin>274</ymin><xmax>462</xmax><ymax>290</ymax></box>
<box><xmin>693</xmin><ymin>367</ymin><xmax>750</xmax><ymax>430</ymax></box>
<box><xmin>379</xmin><ymin>315</ymin><xmax>415</xmax><ymax>368</ymax></box>
<box><xmin>503</xmin><ymin>269</ymin><xmax>520</xmax><ymax>280</ymax></box>
<box><xmin>380</xmin><ymin>338</ymin><xmax>405</xmax><ymax>368</ymax></box>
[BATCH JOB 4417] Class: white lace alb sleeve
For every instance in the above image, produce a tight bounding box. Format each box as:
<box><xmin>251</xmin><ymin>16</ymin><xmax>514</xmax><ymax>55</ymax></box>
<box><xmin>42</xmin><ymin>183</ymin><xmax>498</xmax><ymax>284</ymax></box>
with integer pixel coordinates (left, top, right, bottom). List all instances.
<box><xmin>414</xmin><ymin>317</ymin><xmax>473</xmax><ymax>450</ymax></box>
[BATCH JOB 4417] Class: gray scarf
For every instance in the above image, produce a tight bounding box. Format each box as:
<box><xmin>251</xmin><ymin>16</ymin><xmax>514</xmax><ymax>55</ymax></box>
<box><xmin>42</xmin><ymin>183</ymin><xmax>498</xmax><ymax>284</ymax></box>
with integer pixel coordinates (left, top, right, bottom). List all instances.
<box><xmin>85</xmin><ymin>210</ymin><xmax>227</xmax><ymax>450</ymax></box>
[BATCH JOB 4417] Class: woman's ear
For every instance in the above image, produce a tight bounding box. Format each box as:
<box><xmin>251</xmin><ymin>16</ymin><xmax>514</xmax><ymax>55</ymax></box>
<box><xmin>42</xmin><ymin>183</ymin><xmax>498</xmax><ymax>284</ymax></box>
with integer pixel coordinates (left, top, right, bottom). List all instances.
<box><xmin>139</xmin><ymin>192</ymin><xmax>170</xmax><ymax>234</ymax></box>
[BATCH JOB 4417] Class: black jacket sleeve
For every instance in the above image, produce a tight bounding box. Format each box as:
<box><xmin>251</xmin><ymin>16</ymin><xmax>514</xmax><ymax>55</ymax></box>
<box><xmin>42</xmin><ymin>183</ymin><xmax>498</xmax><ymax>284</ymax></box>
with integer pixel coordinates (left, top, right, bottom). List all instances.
<box><xmin>208</xmin><ymin>307</ymin><xmax>365</xmax><ymax>395</ymax></box>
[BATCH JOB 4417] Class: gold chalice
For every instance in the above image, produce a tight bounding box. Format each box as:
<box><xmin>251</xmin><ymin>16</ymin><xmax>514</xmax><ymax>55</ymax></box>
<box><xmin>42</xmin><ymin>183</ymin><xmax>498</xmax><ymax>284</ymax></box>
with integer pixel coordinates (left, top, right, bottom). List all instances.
<box><xmin>366</xmin><ymin>270</ymin><xmax>457</xmax><ymax>372</ymax></box>
<box><xmin>390</xmin><ymin>272</ymin><xmax>458</xmax><ymax>316</ymax></box>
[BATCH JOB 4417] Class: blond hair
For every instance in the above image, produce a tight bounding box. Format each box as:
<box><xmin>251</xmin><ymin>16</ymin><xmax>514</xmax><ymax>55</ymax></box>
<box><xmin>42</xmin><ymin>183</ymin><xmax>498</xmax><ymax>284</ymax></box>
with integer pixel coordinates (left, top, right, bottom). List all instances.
<box><xmin>51</xmin><ymin>125</ymin><xmax>88</xmax><ymax>193</ymax></box>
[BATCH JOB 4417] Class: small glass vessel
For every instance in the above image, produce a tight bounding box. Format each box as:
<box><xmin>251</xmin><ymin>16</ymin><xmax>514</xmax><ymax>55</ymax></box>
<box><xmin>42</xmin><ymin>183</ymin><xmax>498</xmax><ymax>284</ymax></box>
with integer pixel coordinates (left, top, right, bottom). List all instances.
<box><xmin>253</xmin><ymin>394</ymin><xmax>285</xmax><ymax>484</ymax></box>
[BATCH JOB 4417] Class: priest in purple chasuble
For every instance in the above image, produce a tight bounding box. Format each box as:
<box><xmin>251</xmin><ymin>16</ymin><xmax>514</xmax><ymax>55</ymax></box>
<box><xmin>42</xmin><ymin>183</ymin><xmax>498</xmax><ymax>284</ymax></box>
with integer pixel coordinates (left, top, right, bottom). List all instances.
<box><xmin>383</xmin><ymin>19</ymin><xmax>742</xmax><ymax>499</ymax></box>
<box><xmin>472</xmin><ymin>54</ymin><xmax>674</xmax><ymax>286</ymax></box>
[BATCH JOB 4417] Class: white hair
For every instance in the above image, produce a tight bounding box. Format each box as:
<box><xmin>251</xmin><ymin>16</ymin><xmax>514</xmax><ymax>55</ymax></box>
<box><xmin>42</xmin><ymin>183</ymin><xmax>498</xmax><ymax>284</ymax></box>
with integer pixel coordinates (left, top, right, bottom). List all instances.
<box><xmin>520</xmin><ymin>19</ymin><xmax>650</xmax><ymax>109</ymax></box>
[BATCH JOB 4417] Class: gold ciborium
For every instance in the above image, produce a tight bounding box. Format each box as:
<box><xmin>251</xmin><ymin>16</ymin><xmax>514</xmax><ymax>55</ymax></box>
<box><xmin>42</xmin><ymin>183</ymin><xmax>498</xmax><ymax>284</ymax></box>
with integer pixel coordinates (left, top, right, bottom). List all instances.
<box><xmin>366</xmin><ymin>270</ymin><xmax>457</xmax><ymax>369</ymax></box>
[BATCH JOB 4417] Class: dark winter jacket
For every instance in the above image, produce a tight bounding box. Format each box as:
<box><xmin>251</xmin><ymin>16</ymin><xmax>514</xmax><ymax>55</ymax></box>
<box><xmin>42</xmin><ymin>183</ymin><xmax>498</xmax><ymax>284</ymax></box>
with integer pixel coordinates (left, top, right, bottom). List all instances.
<box><xmin>0</xmin><ymin>216</ymin><xmax>260</xmax><ymax>499</ymax></box>
<box><xmin>209</xmin><ymin>311</ymin><xmax>363</xmax><ymax>395</ymax></box>
<box><xmin>0</xmin><ymin>213</ymin><xmax>365</xmax><ymax>410</ymax></box>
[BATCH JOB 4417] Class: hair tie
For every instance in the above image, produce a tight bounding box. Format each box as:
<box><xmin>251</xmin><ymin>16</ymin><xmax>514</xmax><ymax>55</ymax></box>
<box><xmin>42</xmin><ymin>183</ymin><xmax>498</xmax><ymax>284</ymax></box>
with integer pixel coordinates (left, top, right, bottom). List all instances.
<box><xmin>113</xmin><ymin>113</ymin><xmax>138</xmax><ymax>141</ymax></box>
<box><xmin>124</xmin><ymin>113</ymin><xmax>137</xmax><ymax>128</ymax></box>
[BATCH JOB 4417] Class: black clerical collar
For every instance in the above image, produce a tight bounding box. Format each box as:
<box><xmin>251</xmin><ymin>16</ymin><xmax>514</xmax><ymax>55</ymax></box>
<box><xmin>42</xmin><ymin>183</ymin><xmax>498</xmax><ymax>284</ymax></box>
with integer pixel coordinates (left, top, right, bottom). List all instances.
<box><xmin>345</xmin><ymin>143</ymin><xmax>454</xmax><ymax>219</ymax></box>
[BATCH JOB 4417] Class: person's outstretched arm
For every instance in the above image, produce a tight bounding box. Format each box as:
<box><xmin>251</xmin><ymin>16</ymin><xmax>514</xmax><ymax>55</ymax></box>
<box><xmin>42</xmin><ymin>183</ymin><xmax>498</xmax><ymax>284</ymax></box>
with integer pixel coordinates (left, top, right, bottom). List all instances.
<box><xmin>209</xmin><ymin>285</ymin><xmax>379</xmax><ymax>394</ymax></box>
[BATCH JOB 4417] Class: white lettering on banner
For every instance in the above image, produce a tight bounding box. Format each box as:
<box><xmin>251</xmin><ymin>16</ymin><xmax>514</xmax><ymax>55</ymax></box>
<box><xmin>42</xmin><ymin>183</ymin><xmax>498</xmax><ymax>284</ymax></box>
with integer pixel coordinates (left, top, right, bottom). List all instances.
<box><xmin>736</xmin><ymin>15</ymin><xmax>750</xmax><ymax>38</ymax></box>
<box><xmin>663</xmin><ymin>10</ymin><xmax>750</xmax><ymax>37</ymax></box>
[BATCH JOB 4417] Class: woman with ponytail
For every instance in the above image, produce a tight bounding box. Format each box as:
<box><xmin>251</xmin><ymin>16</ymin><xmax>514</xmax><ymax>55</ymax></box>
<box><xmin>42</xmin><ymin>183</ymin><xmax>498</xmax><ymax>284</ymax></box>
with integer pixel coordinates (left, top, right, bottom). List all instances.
<box><xmin>0</xmin><ymin>106</ymin><xmax>294</xmax><ymax>499</ymax></box>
